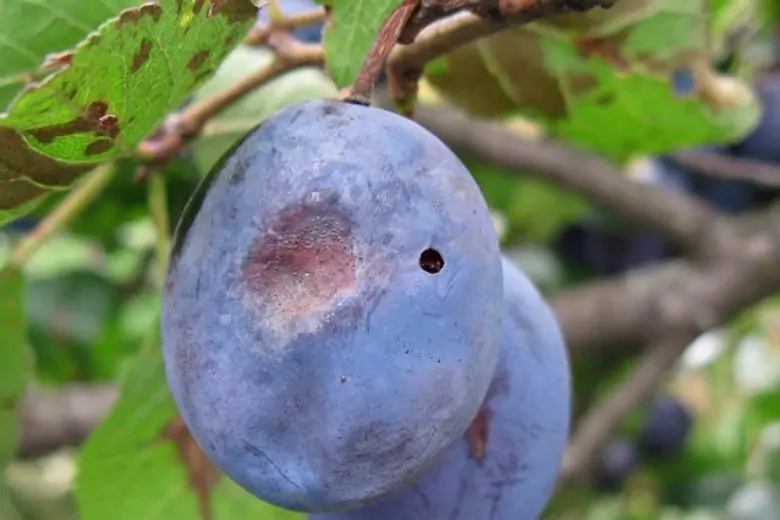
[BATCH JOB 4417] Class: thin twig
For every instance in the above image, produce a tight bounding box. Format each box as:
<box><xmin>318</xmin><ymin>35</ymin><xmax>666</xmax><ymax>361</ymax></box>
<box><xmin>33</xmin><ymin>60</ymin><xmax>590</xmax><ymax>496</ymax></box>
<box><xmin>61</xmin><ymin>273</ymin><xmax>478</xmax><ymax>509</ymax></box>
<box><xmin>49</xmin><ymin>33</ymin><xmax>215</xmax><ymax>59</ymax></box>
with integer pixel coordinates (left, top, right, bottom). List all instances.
<box><xmin>408</xmin><ymin>99</ymin><xmax>780</xmax><ymax>482</ymax></box>
<box><xmin>559</xmin><ymin>244</ymin><xmax>780</xmax><ymax>480</ymax></box>
<box><xmin>559</xmin><ymin>336</ymin><xmax>691</xmax><ymax>484</ymax></box>
<box><xmin>9</xmin><ymin>163</ymin><xmax>116</xmax><ymax>267</ymax></box>
<box><xmin>412</xmin><ymin>103</ymin><xmax>719</xmax><ymax>252</ymax></box>
<box><xmin>343</xmin><ymin>0</ymin><xmax>420</xmax><ymax>104</ymax></box>
<box><xmin>17</xmin><ymin>384</ymin><xmax>118</xmax><ymax>459</ymax></box>
<box><xmin>137</xmin><ymin>32</ymin><xmax>324</xmax><ymax>164</ymax></box>
<box><xmin>670</xmin><ymin>149</ymin><xmax>780</xmax><ymax>188</ymax></box>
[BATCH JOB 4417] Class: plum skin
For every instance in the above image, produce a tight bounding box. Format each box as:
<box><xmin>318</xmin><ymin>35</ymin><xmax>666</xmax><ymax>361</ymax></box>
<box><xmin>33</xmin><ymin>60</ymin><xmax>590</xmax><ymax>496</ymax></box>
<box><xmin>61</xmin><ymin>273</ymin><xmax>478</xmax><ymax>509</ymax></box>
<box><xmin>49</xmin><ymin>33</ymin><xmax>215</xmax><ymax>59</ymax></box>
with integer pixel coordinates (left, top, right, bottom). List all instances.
<box><xmin>638</xmin><ymin>394</ymin><xmax>692</xmax><ymax>459</ymax></box>
<box><xmin>161</xmin><ymin>99</ymin><xmax>503</xmax><ymax>513</ymax></box>
<box><xmin>734</xmin><ymin>74</ymin><xmax>780</xmax><ymax>163</ymax></box>
<box><xmin>310</xmin><ymin>256</ymin><xmax>572</xmax><ymax>520</ymax></box>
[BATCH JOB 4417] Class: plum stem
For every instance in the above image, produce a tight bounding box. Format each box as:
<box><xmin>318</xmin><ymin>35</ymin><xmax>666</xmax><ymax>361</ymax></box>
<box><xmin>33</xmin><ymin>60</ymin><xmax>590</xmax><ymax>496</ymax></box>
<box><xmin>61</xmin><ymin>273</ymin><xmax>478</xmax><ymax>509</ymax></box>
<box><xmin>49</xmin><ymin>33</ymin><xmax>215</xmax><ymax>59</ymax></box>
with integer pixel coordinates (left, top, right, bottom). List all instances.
<box><xmin>136</xmin><ymin>32</ymin><xmax>323</xmax><ymax>170</ymax></box>
<box><xmin>345</xmin><ymin>1</ymin><xmax>618</xmax><ymax>110</ymax></box>
<box><xmin>342</xmin><ymin>0</ymin><xmax>421</xmax><ymax>106</ymax></box>
<box><xmin>386</xmin><ymin>0</ymin><xmax>617</xmax><ymax>116</ymax></box>
<box><xmin>669</xmin><ymin>150</ymin><xmax>780</xmax><ymax>188</ymax></box>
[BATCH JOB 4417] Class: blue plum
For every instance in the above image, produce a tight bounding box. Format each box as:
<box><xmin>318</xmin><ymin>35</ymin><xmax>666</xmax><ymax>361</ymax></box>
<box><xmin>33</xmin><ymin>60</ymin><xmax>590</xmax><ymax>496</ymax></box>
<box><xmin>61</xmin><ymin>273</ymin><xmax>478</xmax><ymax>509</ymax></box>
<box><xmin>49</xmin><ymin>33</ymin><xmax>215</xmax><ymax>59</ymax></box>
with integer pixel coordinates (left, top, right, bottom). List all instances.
<box><xmin>309</xmin><ymin>256</ymin><xmax>572</xmax><ymax>520</ymax></box>
<box><xmin>553</xmin><ymin>158</ymin><xmax>686</xmax><ymax>275</ymax></box>
<box><xmin>733</xmin><ymin>73</ymin><xmax>780</xmax><ymax>163</ymax></box>
<box><xmin>3</xmin><ymin>216</ymin><xmax>38</xmax><ymax>233</ymax></box>
<box><xmin>257</xmin><ymin>0</ymin><xmax>324</xmax><ymax>43</ymax></box>
<box><xmin>554</xmin><ymin>220</ymin><xmax>670</xmax><ymax>276</ymax></box>
<box><xmin>162</xmin><ymin>99</ymin><xmax>503</xmax><ymax>512</ymax></box>
<box><xmin>638</xmin><ymin>394</ymin><xmax>692</xmax><ymax>459</ymax></box>
<box><xmin>594</xmin><ymin>437</ymin><xmax>640</xmax><ymax>492</ymax></box>
<box><xmin>554</xmin><ymin>149</ymin><xmax>769</xmax><ymax>277</ymax></box>
<box><xmin>654</xmin><ymin>155</ymin><xmax>764</xmax><ymax>214</ymax></box>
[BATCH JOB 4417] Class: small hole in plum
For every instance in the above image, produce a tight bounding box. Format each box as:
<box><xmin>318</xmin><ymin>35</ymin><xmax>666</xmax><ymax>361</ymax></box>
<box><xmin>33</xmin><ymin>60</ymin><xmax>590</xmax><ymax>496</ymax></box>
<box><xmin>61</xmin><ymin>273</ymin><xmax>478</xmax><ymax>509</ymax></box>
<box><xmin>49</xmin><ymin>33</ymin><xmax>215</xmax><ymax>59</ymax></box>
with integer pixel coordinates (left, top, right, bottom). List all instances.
<box><xmin>419</xmin><ymin>248</ymin><xmax>444</xmax><ymax>274</ymax></box>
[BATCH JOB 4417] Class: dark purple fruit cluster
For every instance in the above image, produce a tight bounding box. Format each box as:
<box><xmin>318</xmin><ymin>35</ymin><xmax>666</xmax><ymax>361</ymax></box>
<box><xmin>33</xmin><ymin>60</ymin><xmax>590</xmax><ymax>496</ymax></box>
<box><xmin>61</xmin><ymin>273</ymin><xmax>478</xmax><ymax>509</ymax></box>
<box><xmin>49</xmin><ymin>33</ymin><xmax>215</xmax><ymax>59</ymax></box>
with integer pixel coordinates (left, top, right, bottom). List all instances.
<box><xmin>162</xmin><ymin>98</ymin><xmax>572</xmax><ymax>518</ymax></box>
<box><xmin>310</xmin><ymin>257</ymin><xmax>572</xmax><ymax>520</ymax></box>
<box><xmin>555</xmin><ymin>73</ymin><xmax>780</xmax><ymax>276</ymax></box>
<box><xmin>733</xmin><ymin>73</ymin><xmax>780</xmax><ymax>163</ymax></box>
<box><xmin>594</xmin><ymin>394</ymin><xmax>693</xmax><ymax>492</ymax></box>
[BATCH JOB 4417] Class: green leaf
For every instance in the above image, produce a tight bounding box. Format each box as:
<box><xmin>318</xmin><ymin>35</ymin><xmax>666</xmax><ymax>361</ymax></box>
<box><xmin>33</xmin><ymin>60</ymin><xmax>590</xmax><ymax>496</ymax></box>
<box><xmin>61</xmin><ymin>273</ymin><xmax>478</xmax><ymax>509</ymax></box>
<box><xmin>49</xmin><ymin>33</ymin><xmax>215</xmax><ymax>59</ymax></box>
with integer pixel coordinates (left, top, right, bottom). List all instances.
<box><xmin>0</xmin><ymin>0</ymin><xmax>258</xmax><ymax>216</ymax></box>
<box><xmin>0</xmin><ymin>266</ymin><xmax>34</xmax><ymax>468</ymax></box>
<box><xmin>0</xmin><ymin>479</ymin><xmax>24</xmax><ymax>520</ymax></box>
<box><xmin>322</xmin><ymin>0</ymin><xmax>402</xmax><ymax>88</ymax></box>
<box><xmin>424</xmin><ymin>0</ymin><xmax>760</xmax><ymax>162</ymax></box>
<box><xmin>461</xmin><ymin>152</ymin><xmax>589</xmax><ymax>244</ymax></box>
<box><xmin>76</xmin><ymin>321</ymin><xmax>304</xmax><ymax>520</ymax></box>
<box><xmin>0</xmin><ymin>0</ymin><xmax>142</xmax><ymax>110</ymax></box>
<box><xmin>26</xmin><ymin>270</ymin><xmax>121</xmax><ymax>383</ymax></box>
<box><xmin>0</xmin><ymin>196</ymin><xmax>47</xmax><ymax>228</ymax></box>
<box><xmin>192</xmin><ymin>45</ymin><xmax>337</xmax><ymax>172</ymax></box>
<box><xmin>748</xmin><ymin>391</ymin><xmax>780</xmax><ymax>430</ymax></box>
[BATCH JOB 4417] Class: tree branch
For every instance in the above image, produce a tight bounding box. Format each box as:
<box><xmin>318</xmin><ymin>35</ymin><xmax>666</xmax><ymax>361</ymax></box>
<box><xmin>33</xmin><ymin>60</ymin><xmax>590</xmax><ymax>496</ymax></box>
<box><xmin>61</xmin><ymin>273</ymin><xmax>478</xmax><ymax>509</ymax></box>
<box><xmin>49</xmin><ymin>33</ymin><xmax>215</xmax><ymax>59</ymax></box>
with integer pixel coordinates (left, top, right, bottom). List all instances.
<box><xmin>386</xmin><ymin>0</ymin><xmax>617</xmax><ymax>110</ymax></box>
<box><xmin>13</xmin><ymin>0</ymin><xmax>780</xmax><ymax>496</ymax></box>
<box><xmin>411</xmin><ymin>103</ymin><xmax>720</xmax><ymax>252</ymax></box>
<box><xmin>550</xmin><ymin>261</ymin><xmax>686</xmax><ymax>352</ymax></box>
<box><xmin>17</xmin><ymin>385</ymin><xmax>118</xmax><ymax>459</ymax></box>
<box><xmin>398</xmin><ymin>0</ymin><xmax>616</xmax><ymax>68</ymax></box>
<box><xmin>407</xmin><ymin>102</ymin><xmax>780</xmax><ymax>481</ymax></box>
<box><xmin>137</xmin><ymin>29</ymin><xmax>324</xmax><ymax>167</ymax></box>
<box><xmin>18</xmin><ymin>216</ymin><xmax>780</xmax><ymax>462</ymax></box>
<box><xmin>670</xmin><ymin>149</ymin><xmax>780</xmax><ymax>188</ymax></box>
<box><xmin>9</xmin><ymin>164</ymin><xmax>117</xmax><ymax>267</ymax></box>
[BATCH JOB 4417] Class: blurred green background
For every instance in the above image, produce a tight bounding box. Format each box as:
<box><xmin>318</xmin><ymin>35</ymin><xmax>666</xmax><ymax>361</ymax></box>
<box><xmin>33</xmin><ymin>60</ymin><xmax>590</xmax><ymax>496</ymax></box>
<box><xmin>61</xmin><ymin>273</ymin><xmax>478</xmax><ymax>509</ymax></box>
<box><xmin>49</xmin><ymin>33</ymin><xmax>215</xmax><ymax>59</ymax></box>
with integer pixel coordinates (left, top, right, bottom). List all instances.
<box><xmin>2</xmin><ymin>0</ymin><xmax>780</xmax><ymax>519</ymax></box>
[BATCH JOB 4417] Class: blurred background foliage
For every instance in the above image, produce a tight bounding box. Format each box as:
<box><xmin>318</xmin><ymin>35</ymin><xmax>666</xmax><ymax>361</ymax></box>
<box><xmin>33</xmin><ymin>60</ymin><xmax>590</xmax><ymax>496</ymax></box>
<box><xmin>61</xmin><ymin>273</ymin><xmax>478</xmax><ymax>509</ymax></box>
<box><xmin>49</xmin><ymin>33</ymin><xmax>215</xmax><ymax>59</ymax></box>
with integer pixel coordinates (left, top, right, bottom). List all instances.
<box><xmin>2</xmin><ymin>0</ymin><xmax>780</xmax><ymax>519</ymax></box>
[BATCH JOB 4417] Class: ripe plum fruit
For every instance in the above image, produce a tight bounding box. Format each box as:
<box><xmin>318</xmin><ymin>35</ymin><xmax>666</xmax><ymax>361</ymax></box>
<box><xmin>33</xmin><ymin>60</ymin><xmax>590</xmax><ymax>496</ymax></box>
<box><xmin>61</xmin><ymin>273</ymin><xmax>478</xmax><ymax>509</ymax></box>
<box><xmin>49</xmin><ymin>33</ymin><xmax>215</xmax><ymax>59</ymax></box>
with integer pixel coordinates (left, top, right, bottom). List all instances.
<box><xmin>638</xmin><ymin>394</ymin><xmax>693</xmax><ymax>459</ymax></box>
<box><xmin>161</xmin><ymin>99</ymin><xmax>503</xmax><ymax>512</ymax></box>
<box><xmin>653</xmin><ymin>156</ymin><xmax>764</xmax><ymax>214</ymax></box>
<box><xmin>554</xmin><ymin>150</ymin><xmax>768</xmax><ymax>277</ymax></box>
<box><xmin>594</xmin><ymin>437</ymin><xmax>640</xmax><ymax>492</ymax></box>
<box><xmin>309</xmin><ymin>256</ymin><xmax>572</xmax><ymax>520</ymax></box>
<box><xmin>733</xmin><ymin>73</ymin><xmax>780</xmax><ymax>163</ymax></box>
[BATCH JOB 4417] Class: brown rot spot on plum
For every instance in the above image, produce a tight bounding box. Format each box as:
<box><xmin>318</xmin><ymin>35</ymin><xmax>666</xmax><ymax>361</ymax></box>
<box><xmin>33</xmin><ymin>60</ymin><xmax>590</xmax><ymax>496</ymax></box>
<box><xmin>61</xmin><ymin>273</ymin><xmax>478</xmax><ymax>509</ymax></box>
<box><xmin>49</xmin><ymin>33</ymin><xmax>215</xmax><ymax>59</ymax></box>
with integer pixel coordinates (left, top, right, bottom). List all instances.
<box><xmin>419</xmin><ymin>248</ymin><xmax>444</xmax><ymax>274</ymax></box>
<box><xmin>243</xmin><ymin>201</ymin><xmax>357</xmax><ymax>319</ymax></box>
<box><xmin>467</xmin><ymin>407</ymin><xmax>493</xmax><ymax>464</ymax></box>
